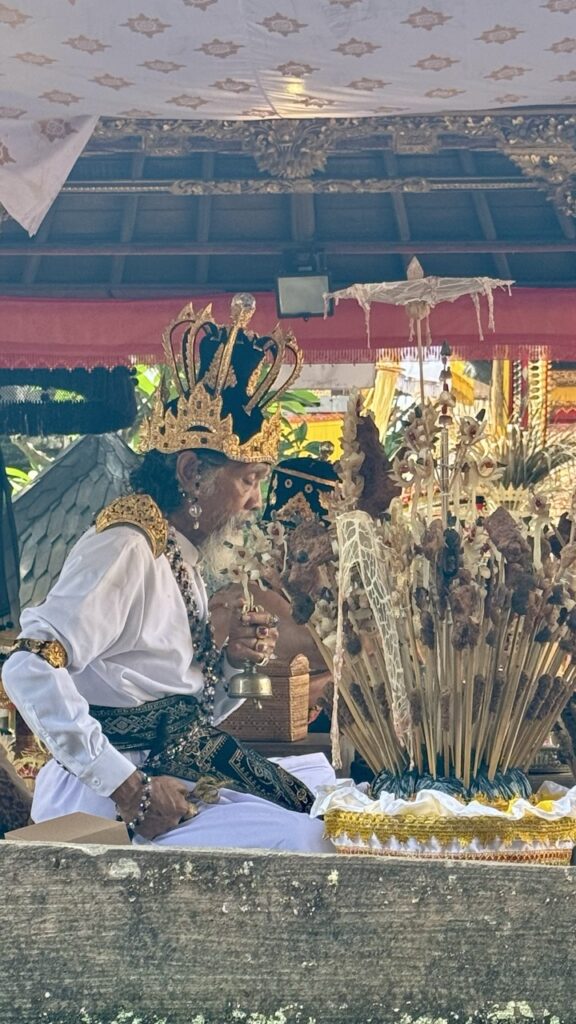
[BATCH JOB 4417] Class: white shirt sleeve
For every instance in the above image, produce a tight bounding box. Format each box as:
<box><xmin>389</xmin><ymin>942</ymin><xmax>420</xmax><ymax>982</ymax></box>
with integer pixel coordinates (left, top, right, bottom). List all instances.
<box><xmin>2</xmin><ymin>652</ymin><xmax>136</xmax><ymax>796</ymax></box>
<box><xmin>2</xmin><ymin>527</ymin><xmax>153</xmax><ymax>797</ymax></box>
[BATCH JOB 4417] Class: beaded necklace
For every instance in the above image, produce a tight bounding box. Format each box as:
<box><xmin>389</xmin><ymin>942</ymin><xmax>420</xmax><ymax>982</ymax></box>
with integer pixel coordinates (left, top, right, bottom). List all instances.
<box><xmin>164</xmin><ymin>526</ymin><xmax>223</xmax><ymax>721</ymax></box>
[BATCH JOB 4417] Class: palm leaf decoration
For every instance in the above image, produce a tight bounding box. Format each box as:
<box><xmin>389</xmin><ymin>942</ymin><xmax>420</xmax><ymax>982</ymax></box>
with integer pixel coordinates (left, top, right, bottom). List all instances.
<box><xmin>495</xmin><ymin>424</ymin><xmax>576</xmax><ymax>490</ymax></box>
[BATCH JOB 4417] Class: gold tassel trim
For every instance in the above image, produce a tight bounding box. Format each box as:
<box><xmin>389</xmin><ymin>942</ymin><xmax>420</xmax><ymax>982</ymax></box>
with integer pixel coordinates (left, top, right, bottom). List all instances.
<box><xmin>324</xmin><ymin>809</ymin><xmax>576</xmax><ymax>848</ymax></box>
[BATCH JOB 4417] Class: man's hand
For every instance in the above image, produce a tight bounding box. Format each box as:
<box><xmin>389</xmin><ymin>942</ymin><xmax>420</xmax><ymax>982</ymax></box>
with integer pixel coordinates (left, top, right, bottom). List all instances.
<box><xmin>226</xmin><ymin>603</ymin><xmax>279</xmax><ymax>669</ymax></box>
<box><xmin>308</xmin><ymin>670</ymin><xmax>333</xmax><ymax>707</ymax></box>
<box><xmin>112</xmin><ymin>771</ymin><xmax>194</xmax><ymax>839</ymax></box>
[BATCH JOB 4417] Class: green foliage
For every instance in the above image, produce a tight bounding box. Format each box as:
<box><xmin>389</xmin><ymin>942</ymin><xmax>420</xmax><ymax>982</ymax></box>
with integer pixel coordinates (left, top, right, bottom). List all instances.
<box><xmin>4</xmin><ymin>436</ymin><xmax>72</xmax><ymax>494</ymax></box>
<box><xmin>119</xmin><ymin>365</ymin><xmax>162</xmax><ymax>452</ymax></box>
<box><xmin>495</xmin><ymin>426</ymin><xmax>576</xmax><ymax>489</ymax></box>
<box><xmin>133</xmin><ymin>365</ymin><xmax>161</xmax><ymax>398</ymax></box>
<box><xmin>5</xmin><ymin>465</ymin><xmax>34</xmax><ymax>494</ymax></box>
<box><xmin>380</xmin><ymin>392</ymin><xmax>417</xmax><ymax>460</ymax></box>
<box><xmin>267</xmin><ymin>388</ymin><xmax>322</xmax><ymax>459</ymax></box>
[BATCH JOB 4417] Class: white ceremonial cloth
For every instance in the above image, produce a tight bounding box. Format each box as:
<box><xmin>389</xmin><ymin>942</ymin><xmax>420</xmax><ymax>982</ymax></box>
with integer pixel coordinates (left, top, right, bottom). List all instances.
<box><xmin>0</xmin><ymin>1</ymin><xmax>575</xmax><ymax>233</ymax></box>
<box><xmin>2</xmin><ymin>523</ymin><xmax>334</xmax><ymax>852</ymax></box>
<box><xmin>31</xmin><ymin>752</ymin><xmax>335</xmax><ymax>853</ymax></box>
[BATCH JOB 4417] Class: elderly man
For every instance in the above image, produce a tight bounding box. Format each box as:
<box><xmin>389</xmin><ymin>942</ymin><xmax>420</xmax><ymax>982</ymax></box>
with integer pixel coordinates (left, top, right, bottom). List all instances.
<box><xmin>2</xmin><ymin>296</ymin><xmax>334</xmax><ymax>851</ymax></box>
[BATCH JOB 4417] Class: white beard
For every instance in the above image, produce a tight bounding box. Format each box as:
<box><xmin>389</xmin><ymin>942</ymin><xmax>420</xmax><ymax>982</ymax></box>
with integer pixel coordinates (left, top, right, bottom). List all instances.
<box><xmin>197</xmin><ymin>516</ymin><xmax>247</xmax><ymax>597</ymax></box>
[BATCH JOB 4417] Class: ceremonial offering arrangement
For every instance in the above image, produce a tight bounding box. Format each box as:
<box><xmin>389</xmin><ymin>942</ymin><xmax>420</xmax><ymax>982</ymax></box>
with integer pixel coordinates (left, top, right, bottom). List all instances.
<box><xmin>232</xmin><ymin>270</ymin><xmax>576</xmax><ymax>861</ymax></box>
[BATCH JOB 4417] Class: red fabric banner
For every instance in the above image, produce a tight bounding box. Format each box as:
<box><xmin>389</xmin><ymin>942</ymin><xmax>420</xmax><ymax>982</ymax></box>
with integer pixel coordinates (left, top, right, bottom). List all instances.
<box><xmin>0</xmin><ymin>289</ymin><xmax>574</xmax><ymax>369</ymax></box>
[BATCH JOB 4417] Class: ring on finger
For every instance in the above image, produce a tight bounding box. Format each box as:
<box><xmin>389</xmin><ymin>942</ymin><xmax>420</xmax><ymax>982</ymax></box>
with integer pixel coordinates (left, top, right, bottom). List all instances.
<box><xmin>256</xmin><ymin>625</ymin><xmax>269</xmax><ymax>639</ymax></box>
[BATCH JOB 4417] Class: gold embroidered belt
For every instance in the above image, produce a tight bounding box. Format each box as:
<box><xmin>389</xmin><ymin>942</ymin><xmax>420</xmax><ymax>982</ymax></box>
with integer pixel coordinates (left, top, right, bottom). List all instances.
<box><xmin>89</xmin><ymin>693</ymin><xmax>314</xmax><ymax>815</ymax></box>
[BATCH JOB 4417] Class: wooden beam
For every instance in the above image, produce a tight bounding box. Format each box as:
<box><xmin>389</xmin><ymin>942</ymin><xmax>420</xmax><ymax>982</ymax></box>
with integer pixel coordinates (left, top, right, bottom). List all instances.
<box><xmin>20</xmin><ymin>204</ymin><xmax>58</xmax><ymax>287</ymax></box>
<box><xmin>2</xmin><ymin>240</ymin><xmax>575</xmax><ymax>256</ymax></box>
<box><xmin>195</xmin><ymin>152</ymin><xmax>215</xmax><ymax>285</ymax></box>
<box><xmin>553</xmin><ymin>206</ymin><xmax>576</xmax><ymax>241</ymax></box>
<box><xmin>459</xmin><ymin>151</ymin><xmax>512</xmax><ymax>279</ymax></box>
<box><xmin>0</xmin><ymin>274</ymin><xmax>573</xmax><ymax>296</ymax></box>
<box><xmin>290</xmin><ymin>193</ymin><xmax>316</xmax><ymax>243</ymax></box>
<box><xmin>109</xmin><ymin>153</ymin><xmax>146</xmax><ymax>289</ymax></box>
<box><xmin>383</xmin><ymin>151</ymin><xmax>411</xmax><ymax>273</ymax></box>
<box><xmin>58</xmin><ymin>175</ymin><xmax>535</xmax><ymax>196</ymax></box>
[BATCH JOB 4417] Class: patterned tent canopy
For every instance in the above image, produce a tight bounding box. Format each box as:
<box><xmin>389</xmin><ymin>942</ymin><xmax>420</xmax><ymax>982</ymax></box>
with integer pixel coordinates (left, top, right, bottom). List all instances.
<box><xmin>0</xmin><ymin>0</ymin><xmax>575</xmax><ymax>232</ymax></box>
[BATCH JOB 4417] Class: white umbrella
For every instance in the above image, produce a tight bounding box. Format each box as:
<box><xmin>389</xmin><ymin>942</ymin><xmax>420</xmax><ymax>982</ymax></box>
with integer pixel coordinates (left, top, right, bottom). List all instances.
<box><xmin>326</xmin><ymin>258</ymin><xmax>513</xmax><ymax>406</ymax></box>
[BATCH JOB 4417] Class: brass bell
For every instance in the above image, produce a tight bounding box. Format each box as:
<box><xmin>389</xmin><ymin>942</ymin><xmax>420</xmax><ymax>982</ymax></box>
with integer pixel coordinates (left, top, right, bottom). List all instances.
<box><xmin>227</xmin><ymin>662</ymin><xmax>273</xmax><ymax>706</ymax></box>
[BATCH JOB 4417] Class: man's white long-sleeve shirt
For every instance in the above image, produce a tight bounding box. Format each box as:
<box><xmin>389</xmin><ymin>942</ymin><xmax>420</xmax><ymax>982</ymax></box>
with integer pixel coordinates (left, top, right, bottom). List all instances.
<box><xmin>2</xmin><ymin>524</ymin><xmax>241</xmax><ymax>798</ymax></box>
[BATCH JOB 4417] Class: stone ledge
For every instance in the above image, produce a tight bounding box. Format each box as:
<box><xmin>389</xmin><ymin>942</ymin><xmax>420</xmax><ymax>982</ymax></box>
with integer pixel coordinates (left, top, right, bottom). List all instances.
<box><xmin>0</xmin><ymin>841</ymin><xmax>573</xmax><ymax>1023</ymax></box>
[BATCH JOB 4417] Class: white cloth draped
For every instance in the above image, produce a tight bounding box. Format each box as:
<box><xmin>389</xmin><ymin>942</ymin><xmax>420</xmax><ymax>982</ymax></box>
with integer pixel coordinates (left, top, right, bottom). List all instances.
<box><xmin>32</xmin><ymin>751</ymin><xmax>335</xmax><ymax>853</ymax></box>
<box><xmin>0</xmin><ymin>1</ymin><xmax>574</xmax><ymax>232</ymax></box>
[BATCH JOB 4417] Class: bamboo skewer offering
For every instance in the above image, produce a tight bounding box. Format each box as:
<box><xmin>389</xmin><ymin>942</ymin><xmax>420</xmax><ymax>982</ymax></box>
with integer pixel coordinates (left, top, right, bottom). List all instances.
<box><xmin>311</xmin><ymin>385</ymin><xmax>576</xmax><ymax>796</ymax></box>
<box><xmin>227</xmin><ymin>332</ymin><xmax>576</xmax><ymax>801</ymax></box>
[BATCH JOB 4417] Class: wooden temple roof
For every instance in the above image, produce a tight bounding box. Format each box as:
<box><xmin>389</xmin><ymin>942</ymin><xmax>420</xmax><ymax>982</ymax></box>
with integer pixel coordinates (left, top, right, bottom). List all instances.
<box><xmin>0</xmin><ymin>110</ymin><xmax>575</xmax><ymax>297</ymax></box>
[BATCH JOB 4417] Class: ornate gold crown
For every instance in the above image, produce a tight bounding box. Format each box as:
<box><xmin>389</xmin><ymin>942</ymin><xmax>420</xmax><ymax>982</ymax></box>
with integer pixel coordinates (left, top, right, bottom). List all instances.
<box><xmin>139</xmin><ymin>293</ymin><xmax>302</xmax><ymax>462</ymax></box>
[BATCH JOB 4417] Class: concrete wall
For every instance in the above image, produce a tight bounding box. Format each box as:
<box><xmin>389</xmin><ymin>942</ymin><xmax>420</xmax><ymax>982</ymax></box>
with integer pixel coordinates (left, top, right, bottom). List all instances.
<box><xmin>1</xmin><ymin>842</ymin><xmax>574</xmax><ymax>1024</ymax></box>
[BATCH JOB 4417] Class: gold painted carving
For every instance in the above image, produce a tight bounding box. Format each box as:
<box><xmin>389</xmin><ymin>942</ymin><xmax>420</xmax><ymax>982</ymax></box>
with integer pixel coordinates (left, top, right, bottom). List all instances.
<box><xmin>92</xmin><ymin>110</ymin><xmax>576</xmax><ymax>214</ymax></box>
<box><xmin>95</xmin><ymin>493</ymin><xmax>168</xmax><ymax>558</ymax></box>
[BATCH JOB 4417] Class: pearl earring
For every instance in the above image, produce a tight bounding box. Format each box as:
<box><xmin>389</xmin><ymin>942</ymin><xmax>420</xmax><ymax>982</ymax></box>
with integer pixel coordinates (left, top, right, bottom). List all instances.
<box><xmin>182</xmin><ymin>474</ymin><xmax>202</xmax><ymax>530</ymax></box>
<box><xmin>179</xmin><ymin>475</ymin><xmax>201</xmax><ymax>532</ymax></box>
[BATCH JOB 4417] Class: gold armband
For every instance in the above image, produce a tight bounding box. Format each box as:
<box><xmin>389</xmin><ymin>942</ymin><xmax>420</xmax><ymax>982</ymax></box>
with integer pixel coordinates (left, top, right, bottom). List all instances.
<box><xmin>7</xmin><ymin>638</ymin><xmax>69</xmax><ymax>669</ymax></box>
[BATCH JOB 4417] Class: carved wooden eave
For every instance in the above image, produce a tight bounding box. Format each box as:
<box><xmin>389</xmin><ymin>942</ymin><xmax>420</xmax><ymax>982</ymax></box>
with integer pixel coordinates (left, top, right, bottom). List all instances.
<box><xmin>2</xmin><ymin>107</ymin><xmax>576</xmax><ymax>295</ymax></box>
<box><xmin>57</xmin><ymin>176</ymin><xmax>533</xmax><ymax>198</ymax></box>
<box><xmin>90</xmin><ymin>109</ymin><xmax>576</xmax><ymax>216</ymax></box>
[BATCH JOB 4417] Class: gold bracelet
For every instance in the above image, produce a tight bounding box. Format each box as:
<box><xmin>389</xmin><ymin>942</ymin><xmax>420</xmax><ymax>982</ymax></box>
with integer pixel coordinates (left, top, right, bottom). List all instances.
<box><xmin>6</xmin><ymin>638</ymin><xmax>68</xmax><ymax>670</ymax></box>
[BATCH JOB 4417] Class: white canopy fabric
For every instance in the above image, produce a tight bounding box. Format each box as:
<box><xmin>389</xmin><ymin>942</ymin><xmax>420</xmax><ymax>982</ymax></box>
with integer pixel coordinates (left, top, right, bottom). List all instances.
<box><xmin>326</xmin><ymin>262</ymin><xmax>514</xmax><ymax>349</ymax></box>
<box><xmin>0</xmin><ymin>0</ymin><xmax>574</xmax><ymax>232</ymax></box>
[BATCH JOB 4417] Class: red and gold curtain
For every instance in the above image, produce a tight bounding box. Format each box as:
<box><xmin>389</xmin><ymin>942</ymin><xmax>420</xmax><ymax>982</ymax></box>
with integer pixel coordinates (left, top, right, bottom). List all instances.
<box><xmin>0</xmin><ymin>289</ymin><xmax>575</xmax><ymax>369</ymax></box>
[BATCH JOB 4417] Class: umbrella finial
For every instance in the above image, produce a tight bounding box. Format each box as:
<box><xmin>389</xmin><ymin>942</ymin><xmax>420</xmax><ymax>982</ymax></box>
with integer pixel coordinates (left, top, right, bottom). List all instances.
<box><xmin>407</xmin><ymin>257</ymin><xmax>424</xmax><ymax>280</ymax></box>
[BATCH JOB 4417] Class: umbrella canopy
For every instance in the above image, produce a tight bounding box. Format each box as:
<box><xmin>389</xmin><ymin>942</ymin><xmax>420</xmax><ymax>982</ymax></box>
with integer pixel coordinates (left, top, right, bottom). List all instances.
<box><xmin>327</xmin><ymin>257</ymin><xmax>513</xmax><ymax>337</ymax></box>
<box><xmin>326</xmin><ymin>259</ymin><xmax>513</xmax><ymax>403</ymax></box>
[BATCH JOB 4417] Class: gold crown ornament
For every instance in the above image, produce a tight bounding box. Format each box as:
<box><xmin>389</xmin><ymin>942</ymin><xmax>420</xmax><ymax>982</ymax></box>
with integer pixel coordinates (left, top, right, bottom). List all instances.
<box><xmin>139</xmin><ymin>293</ymin><xmax>303</xmax><ymax>463</ymax></box>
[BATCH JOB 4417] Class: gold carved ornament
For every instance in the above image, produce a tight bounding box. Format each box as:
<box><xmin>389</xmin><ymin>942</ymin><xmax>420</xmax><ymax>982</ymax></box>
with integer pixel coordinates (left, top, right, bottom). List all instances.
<box><xmin>274</xmin><ymin>492</ymin><xmax>317</xmax><ymax>523</ymax></box>
<box><xmin>92</xmin><ymin>112</ymin><xmax>576</xmax><ymax>216</ymax></box>
<box><xmin>0</xmin><ymin>500</ymin><xmax>169</xmax><ymax>668</ymax></box>
<box><xmin>95</xmin><ymin>493</ymin><xmax>168</xmax><ymax>558</ymax></box>
<box><xmin>5</xmin><ymin>639</ymin><xmax>69</xmax><ymax>670</ymax></box>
